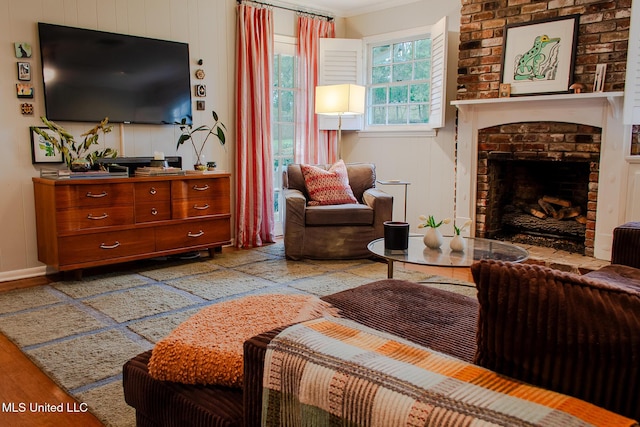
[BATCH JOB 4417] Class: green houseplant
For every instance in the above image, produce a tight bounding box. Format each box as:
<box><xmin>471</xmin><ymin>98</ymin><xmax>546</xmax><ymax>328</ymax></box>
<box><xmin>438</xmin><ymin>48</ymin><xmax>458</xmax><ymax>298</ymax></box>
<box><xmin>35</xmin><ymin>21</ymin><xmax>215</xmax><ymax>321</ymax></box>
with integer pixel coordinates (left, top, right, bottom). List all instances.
<box><xmin>176</xmin><ymin>110</ymin><xmax>226</xmax><ymax>170</ymax></box>
<box><xmin>33</xmin><ymin>117</ymin><xmax>117</xmax><ymax>171</ymax></box>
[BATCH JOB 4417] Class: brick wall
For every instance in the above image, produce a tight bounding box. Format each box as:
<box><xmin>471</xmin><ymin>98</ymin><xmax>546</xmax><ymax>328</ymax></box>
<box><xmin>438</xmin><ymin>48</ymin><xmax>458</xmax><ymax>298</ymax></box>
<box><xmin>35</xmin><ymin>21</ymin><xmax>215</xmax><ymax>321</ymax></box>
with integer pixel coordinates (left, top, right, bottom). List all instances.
<box><xmin>457</xmin><ymin>0</ymin><xmax>632</xmax><ymax>100</ymax></box>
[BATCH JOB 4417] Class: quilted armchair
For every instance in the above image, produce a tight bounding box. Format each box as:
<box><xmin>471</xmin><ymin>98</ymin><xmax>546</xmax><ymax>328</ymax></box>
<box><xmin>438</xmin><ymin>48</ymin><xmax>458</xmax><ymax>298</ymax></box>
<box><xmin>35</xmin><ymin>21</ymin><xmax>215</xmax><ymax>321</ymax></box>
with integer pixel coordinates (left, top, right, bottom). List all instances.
<box><xmin>282</xmin><ymin>163</ymin><xmax>392</xmax><ymax>260</ymax></box>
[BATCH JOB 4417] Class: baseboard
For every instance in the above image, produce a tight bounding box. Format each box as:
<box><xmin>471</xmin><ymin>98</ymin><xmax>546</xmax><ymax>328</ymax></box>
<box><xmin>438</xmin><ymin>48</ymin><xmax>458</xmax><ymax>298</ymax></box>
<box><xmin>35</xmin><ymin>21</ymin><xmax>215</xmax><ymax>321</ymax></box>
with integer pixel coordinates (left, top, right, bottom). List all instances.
<box><xmin>0</xmin><ymin>266</ymin><xmax>47</xmax><ymax>283</ymax></box>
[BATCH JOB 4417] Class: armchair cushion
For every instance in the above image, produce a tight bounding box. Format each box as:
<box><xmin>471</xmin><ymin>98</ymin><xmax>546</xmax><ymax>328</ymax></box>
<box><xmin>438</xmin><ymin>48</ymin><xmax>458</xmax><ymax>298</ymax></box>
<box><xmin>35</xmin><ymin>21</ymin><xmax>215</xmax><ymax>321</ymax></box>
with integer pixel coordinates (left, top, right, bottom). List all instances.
<box><xmin>300</xmin><ymin>160</ymin><xmax>357</xmax><ymax>206</ymax></box>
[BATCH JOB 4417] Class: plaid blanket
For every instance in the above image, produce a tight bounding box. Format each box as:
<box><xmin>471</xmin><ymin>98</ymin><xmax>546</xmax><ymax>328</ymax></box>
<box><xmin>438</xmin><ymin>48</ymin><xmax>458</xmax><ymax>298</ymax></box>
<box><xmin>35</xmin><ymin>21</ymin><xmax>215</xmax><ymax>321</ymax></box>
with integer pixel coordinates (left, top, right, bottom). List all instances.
<box><xmin>262</xmin><ymin>317</ymin><xmax>638</xmax><ymax>427</ymax></box>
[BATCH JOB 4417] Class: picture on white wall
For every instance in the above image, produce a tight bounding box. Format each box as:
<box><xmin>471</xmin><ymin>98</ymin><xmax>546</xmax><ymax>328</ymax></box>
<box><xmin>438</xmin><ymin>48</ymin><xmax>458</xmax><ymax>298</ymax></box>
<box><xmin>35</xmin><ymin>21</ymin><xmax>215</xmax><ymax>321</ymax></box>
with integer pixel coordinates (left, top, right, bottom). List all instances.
<box><xmin>500</xmin><ymin>15</ymin><xmax>579</xmax><ymax>95</ymax></box>
<box><xmin>30</xmin><ymin>127</ymin><xmax>63</xmax><ymax>163</ymax></box>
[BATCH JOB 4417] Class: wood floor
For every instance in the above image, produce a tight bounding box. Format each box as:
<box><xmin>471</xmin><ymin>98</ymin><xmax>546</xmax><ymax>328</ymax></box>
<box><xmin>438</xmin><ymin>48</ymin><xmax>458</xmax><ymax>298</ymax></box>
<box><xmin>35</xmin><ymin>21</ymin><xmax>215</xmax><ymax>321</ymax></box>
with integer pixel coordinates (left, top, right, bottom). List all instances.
<box><xmin>0</xmin><ymin>261</ymin><xmax>472</xmax><ymax>427</ymax></box>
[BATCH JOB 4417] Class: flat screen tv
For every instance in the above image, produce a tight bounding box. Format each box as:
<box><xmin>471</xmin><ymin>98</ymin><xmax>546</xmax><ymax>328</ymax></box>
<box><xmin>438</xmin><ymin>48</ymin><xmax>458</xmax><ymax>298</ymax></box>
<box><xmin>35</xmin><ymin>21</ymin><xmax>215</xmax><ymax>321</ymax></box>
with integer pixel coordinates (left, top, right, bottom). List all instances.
<box><xmin>38</xmin><ymin>22</ymin><xmax>192</xmax><ymax>125</ymax></box>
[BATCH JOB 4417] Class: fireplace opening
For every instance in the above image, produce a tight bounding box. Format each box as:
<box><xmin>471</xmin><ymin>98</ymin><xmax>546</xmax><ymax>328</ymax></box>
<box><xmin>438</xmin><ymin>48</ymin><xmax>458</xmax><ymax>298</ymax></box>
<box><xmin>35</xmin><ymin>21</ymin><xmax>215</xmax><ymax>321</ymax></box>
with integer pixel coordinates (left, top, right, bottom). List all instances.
<box><xmin>483</xmin><ymin>159</ymin><xmax>590</xmax><ymax>254</ymax></box>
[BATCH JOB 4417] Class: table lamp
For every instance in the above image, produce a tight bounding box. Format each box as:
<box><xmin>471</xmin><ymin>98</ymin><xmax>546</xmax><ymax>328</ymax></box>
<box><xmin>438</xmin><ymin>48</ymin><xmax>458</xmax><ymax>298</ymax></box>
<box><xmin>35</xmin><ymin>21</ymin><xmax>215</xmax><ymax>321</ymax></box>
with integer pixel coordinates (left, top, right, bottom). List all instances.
<box><xmin>315</xmin><ymin>84</ymin><xmax>365</xmax><ymax>158</ymax></box>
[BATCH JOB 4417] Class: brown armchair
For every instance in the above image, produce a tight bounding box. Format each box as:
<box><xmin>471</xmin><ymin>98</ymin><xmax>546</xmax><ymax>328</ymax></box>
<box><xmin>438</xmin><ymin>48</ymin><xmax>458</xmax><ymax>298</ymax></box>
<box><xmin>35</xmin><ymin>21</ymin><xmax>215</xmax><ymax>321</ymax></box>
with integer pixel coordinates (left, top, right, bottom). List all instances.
<box><xmin>282</xmin><ymin>163</ymin><xmax>393</xmax><ymax>260</ymax></box>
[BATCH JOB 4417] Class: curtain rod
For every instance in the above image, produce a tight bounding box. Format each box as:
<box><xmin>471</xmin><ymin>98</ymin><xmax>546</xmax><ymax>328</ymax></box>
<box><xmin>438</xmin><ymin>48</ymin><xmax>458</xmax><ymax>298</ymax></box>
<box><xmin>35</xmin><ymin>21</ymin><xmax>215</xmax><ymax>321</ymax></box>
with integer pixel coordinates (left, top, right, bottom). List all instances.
<box><xmin>236</xmin><ymin>0</ymin><xmax>334</xmax><ymax>21</ymax></box>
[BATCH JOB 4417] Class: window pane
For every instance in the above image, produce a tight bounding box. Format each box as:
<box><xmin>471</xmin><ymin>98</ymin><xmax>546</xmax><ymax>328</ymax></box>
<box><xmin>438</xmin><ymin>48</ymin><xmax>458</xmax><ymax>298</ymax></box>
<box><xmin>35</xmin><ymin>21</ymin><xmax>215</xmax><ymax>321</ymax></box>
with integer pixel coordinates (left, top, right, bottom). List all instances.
<box><xmin>272</xmin><ymin>89</ymin><xmax>279</xmax><ymax>120</ymax></box>
<box><xmin>410</xmin><ymin>83</ymin><xmax>429</xmax><ymax>103</ymax></box>
<box><xmin>414</xmin><ymin>60</ymin><xmax>430</xmax><ymax>80</ymax></box>
<box><xmin>371</xmin><ymin>87</ymin><xmax>387</xmax><ymax>105</ymax></box>
<box><xmin>280</xmin><ymin>56</ymin><xmax>294</xmax><ymax>88</ymax></box>
<box><xmin>393</xmin><ymin>41</ymin><xmax>413</xmax><ymax>62</ymax></box>
<box><xmin>409</xmin><ymin>104</ymin><xmax>429</xmax><ymax>123</ymax></box>
<box><xmin>372</xmin><ymin>65</ymin><xmax>391</xmax><ymax>84</ymax></box>
<box><xmin>388</xmin><ymin>105</ymin><xmax>407</xmax><ymax>124</ymax></box>
<box><xmin>415</xmin><ymin>38</ymin><xmax>431</xmax><ymax>59</ymax></box>
<box><xmin>393</xmin><ymin>63</ymin><xmax>413</xmax><ymax>82</ymax></box>
<box><xmin>372</xmin><ymin>45</ymin><xmax>391</xmax><ymax>65</ymax></box>
<box><xmin>280</xmin><ymin>90</ymin><xmax>294</xmax><ymax>121</ymax></box>
<box><xmin>281</xmin><ymin>124</ymin><xmax>294</xmax><ymax>156</ymax></box>
<box><xmin>273</xmin><ymin>57</ymin><xmax>280</xmax><ymax>86</ymax></box>
<box><xmin>389</xmin><ymin>85</ymin><xmax>408</xmax><ymax>104</ymax></box>
<box><xmin>370</xmin><ymin>106</ymin><xmax>386</xmax><ymax>125</ymax></box>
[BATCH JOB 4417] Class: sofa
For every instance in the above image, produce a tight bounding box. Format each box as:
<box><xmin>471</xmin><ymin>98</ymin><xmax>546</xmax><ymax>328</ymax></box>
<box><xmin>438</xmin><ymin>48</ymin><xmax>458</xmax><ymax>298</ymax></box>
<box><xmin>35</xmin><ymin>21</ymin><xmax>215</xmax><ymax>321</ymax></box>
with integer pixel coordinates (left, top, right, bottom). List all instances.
<box><xmin>123</xmin><ymin>222</ymin><xmax>640</xmax><ymax>426</ymax></box>
<box><xmin>282</xmin><ymin>162</ymin><xmax>393</xmax><ymax>260</ymax></box>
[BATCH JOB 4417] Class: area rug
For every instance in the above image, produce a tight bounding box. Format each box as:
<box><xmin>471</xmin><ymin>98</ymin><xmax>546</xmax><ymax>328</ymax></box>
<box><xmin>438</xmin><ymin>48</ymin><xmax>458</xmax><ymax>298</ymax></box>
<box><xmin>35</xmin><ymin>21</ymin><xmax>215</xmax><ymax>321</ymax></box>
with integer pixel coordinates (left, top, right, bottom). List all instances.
<box><xmin>0</xmin><ymin>242</ymin><xmax>476</xmax><ymax>427</ymax></box>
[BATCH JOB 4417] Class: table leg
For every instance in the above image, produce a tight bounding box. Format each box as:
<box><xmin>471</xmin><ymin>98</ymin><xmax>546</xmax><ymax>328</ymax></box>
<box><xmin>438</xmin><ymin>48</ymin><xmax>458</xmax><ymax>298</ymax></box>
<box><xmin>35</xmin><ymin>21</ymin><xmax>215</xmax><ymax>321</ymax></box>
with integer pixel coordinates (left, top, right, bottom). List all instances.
<box><xmin>387</xmin><ymin>260</ymin><xmax>394</xmax><ymax>278</ymax></box>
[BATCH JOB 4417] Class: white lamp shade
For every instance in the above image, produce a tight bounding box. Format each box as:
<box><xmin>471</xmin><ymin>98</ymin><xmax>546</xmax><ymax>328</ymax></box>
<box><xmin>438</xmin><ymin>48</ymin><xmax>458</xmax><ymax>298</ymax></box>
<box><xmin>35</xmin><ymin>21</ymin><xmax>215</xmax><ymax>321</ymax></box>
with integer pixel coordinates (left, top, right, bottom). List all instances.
<box><xmin>315</xmin><ymin>84</ymin><xmax>365</xmax><ymax>116</ymax></box>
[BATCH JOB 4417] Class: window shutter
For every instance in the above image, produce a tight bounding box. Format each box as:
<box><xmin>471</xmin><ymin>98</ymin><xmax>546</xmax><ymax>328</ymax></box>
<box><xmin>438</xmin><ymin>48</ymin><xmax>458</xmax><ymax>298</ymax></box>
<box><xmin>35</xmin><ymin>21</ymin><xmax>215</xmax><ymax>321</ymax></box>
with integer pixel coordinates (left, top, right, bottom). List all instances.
<box><xmin>318</xmin><ymin>38</ymin><xmax>363</xmax><ymax>130</ymax></box>
<box><xmin>428</xmin><ymin>16</ymin><xmax>448</xmax><ymax>129</ymax></box>
<box><xmin>624</xmin><ymin>5</ymin><xmax>640</xmax><ymax>124</ymax></box>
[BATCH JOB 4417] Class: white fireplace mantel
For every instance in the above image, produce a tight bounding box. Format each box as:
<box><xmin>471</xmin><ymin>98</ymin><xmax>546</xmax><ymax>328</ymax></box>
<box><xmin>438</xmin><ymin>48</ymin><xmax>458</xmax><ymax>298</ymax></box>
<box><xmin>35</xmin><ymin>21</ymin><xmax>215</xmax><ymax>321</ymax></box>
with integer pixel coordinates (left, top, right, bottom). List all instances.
<box><xmin>451</xmin><ymin>91</ymin><xmax>630</xmax><ymax>260</ymax></box>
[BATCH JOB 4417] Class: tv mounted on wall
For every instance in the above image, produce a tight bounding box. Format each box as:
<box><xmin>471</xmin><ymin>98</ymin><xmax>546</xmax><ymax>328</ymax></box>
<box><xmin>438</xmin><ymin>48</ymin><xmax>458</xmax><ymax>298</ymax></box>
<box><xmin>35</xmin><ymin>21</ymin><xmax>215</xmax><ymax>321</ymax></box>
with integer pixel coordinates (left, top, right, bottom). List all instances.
<box><xmin>38</xmin><ymin>22</ymin><xmax>192</xmax><ymax>125</ymax></box>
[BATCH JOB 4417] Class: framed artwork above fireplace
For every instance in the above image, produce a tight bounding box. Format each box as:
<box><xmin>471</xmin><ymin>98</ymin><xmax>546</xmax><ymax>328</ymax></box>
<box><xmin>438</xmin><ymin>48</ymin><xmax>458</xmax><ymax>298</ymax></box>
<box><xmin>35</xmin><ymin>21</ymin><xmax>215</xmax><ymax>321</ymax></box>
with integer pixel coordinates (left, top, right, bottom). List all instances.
<box><xmin>500</xmin><ymin>15</ymin><xmax>579</xmax><ymax>96</ymax></box>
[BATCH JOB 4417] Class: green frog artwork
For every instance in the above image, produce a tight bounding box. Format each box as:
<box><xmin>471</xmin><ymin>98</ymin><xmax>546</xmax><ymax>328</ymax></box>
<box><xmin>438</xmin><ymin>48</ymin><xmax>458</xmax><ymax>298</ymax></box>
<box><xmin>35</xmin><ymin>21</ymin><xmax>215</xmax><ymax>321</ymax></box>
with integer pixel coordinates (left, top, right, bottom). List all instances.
<box><xmin>513</xmin><ymin>34</ymin><xmax>561</xmax><ymax>81</ymax></box>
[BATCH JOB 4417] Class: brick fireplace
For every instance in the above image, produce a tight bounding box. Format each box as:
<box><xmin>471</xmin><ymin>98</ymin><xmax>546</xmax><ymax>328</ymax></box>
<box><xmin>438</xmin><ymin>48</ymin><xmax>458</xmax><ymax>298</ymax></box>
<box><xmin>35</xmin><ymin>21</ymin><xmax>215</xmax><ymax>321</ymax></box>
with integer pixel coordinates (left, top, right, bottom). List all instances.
<box><xmin>476</xmin><ymin>122</ymin><xmax>602</xmax><ymax>256</ymax></box>
<box><xmin>452</xmin><ymin>93</ymin><xmax>627</xmax><ymax>260</ymax></box>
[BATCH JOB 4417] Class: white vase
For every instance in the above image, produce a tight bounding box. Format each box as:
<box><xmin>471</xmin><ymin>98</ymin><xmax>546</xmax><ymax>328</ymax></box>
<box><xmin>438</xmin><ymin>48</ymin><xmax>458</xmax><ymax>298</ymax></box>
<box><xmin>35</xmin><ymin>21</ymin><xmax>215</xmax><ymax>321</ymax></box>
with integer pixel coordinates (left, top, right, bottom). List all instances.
<box><xmin>423</xmin><ymin>227</ymin><xmax>443</xmax><ymax>249</ymax></box>
<box><xmin>450</xmin><ymin>234</ymin><xmax>466</xmax><ymax>252</ymax></box>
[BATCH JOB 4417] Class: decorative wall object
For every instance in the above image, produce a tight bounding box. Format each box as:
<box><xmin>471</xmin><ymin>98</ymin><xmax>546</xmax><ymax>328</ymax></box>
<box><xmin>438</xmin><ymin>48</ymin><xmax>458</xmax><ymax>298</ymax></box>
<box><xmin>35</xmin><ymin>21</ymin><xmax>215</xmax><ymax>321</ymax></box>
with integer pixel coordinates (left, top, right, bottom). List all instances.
<box><xmin>21</xmin><ymin>103</ymin><xmax>34</xmax><ymax>115</ymax></box>
<box><xmin>196</xmin><ymin>100</ymin><xmax>205</xmax><ymax>110</ymax></box>
<box><xmin>17</xmin><ymin>62</ymin><xmax>30</xmax><ymax>81</ymax></box>
<box><xmin>500</xmin><ymin>15</ymin><xmax>579</xmax><ymax>95</ymax></box>
<box><xmin>14</xmin><ymin>42</ymin><xmax>32</xmax><ymax>58</ymax></box>
<box><xmin>593</xmin><ymin>64</ymin><xmax>607</xmax><ymax>92</ymax></box>
<box><xmin>30</xmin><ymin>127</ymin><xmax>64</xmax><ymax>163</ymax></box>
<box><xmin>16</xmin><ymin>83</ymin><xmax>33</xmax><ymax>98</ymax></box>
<box><xmin>499</xmin><ymin>83</ymin><xmax>511</xmax><ymax>98</ymax></box>
<box><xmin>195</xmin><ymin>84</ymin><xmax>206</xmax><ymax>97</ymax></box>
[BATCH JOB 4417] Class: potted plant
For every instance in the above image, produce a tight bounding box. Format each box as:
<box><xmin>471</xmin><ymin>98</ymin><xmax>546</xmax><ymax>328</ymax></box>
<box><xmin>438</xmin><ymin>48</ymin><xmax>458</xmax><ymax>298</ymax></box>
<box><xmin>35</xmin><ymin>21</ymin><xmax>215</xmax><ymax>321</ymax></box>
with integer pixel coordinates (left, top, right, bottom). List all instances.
<box><xmin>176</xmin><ymin>110</ymin><xmax>226</xmax><ymax>170</ymax></box>
<box><xmin>33</xmin><ymin>117</ymin><xmax>117</xmax><ymax>171</ymax></box>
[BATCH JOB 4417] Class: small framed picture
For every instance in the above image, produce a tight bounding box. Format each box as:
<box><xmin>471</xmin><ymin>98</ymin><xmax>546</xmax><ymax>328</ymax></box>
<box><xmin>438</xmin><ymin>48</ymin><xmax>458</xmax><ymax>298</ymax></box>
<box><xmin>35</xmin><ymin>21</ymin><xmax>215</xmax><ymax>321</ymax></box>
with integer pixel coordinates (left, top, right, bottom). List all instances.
<box><xmin>17</xmin><ymin>83</ymin><xmax>33</xmax><ymax>98</ymax></box>
<box><xmin>196</xmin><ymin>100</ymin><xmax>205</xmax><ymax>110</ymax></box>
<box><xmin>17</xmin><ymin>62</ymin><xmax>31</xmax><ymax>81</ymax></box>
<box><xmin>195</xmin><ymin>84</ymin><xmax>206</xmax><ymax>97</ymax></box>
<box><xmin>30</xmin><ymin>127</ymin><xmax>63</xmax><ymax>164</ymax></box>
<box><xmin>14</xmin><ymin>42</ymin><xmax>32</xmax><ymax>58</ymax></box>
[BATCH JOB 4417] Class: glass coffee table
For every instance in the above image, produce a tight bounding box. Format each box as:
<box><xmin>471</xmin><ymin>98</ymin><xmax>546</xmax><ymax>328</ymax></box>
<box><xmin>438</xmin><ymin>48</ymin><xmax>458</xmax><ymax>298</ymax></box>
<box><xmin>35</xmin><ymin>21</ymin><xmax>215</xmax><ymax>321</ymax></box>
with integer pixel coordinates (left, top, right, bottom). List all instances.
<box><xmin>368</xmin><ymin>235</ymin><xmax>529</xmax><ymax>278</ymax></box>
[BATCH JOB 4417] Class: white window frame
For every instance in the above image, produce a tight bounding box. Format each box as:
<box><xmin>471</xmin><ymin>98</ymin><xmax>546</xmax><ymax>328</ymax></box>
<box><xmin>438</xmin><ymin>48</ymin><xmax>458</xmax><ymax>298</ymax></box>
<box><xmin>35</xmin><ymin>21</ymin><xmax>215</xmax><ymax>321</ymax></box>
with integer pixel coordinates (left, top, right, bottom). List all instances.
<box><xmin>361</xmin><ymin>16</ymin><xmax>447</xmax><ymax>134</ymax></box>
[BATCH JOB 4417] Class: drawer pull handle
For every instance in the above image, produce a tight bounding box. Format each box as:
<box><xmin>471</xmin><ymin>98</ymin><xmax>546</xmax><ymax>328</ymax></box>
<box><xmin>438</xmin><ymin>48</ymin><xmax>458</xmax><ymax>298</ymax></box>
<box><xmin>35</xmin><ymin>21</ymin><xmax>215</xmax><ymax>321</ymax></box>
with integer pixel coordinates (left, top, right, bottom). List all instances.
<box><xmin>151</xmin><ymin>208</ymin><xmax>158</xmax><ymax>215</ymax></box>
<box><xmin>193</xmin><ymin>204</ymin><xmax>210</xmax><ymax>210</ymax></box>
<box><xmin>86</xmin><ymin>191</ymin><xmax>108</xmax><ymax>198</ymax></box>
<box><xmin>87</xmin><ymin>213</ymin><xmax>109</xmax><ymax>220</ymax></box>
<box><xmin>188</xmin><ymin>230</ymin><xmax>204</xmax><ymax>238</ymax></box>
<box><xmin>192</xmin><ymin>184</ymin><xmax>209</xmax><ymax>191</ymax></box>
<box><xmin>150</xmin><ymin>187</ymin><xmax>157</xmax><ymax>195</ymax></box>
<box><xmin>100</xmin><ymin>241</ymin><xmax>120</xmax><ymax>249</ymax></box>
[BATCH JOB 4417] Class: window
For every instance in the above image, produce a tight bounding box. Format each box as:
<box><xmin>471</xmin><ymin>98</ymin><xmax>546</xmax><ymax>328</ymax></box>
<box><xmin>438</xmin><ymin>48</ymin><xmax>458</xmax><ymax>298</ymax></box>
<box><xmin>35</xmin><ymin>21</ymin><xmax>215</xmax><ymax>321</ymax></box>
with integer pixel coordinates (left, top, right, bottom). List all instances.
<box><xmin>368</xmin><ymin>36</ymin><xmax>432</xmax><ymax>126</ymax></box>
<box><xmin>364</xmin><ymin>17</ymin><xmax>447</xmax><ymax>130</ymax></box>
<box><xmin>272</xmin><ymin>36</ymin><xmax>296</xmax><ymax>234</ymax></box>
<box><xmin>319</xmin><ymin>17</ymin><xmax>447</xmax><ymax>132</ymax></box>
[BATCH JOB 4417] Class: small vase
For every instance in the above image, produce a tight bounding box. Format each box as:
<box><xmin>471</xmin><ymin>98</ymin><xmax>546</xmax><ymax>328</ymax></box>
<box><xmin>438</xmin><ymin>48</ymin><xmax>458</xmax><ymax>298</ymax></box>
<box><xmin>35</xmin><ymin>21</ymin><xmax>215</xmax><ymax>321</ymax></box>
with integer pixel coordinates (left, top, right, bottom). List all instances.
<box><xmin>450</xmin><ymin>234</ymin><xmax>466</xmax><ymax>252</ymax></box>
<box><xmin>423</xmin><ymin>227</ymin><xmax>443</xmax><ymax>249</ymax></box>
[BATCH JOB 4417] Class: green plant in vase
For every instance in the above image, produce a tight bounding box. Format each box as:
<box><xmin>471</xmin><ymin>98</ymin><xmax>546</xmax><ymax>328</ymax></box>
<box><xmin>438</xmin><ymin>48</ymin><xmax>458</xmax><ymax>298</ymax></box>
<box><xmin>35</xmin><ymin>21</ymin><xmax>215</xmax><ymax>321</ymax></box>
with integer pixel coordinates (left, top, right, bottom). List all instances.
<box><xmin>33</xmin><ymin>117</ymin><xmax>117</xmax><ymax>171</ymax></box>
<box><xmin>176</xmin><ymin>110</ymin><xmax>226</xmax><ymax>170</ymax></box>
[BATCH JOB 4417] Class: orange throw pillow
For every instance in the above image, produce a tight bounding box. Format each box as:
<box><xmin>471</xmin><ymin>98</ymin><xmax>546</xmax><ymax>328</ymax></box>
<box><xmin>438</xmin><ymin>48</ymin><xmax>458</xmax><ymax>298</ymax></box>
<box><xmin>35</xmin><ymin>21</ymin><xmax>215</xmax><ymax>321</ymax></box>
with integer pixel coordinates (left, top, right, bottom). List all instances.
<box><xmin>300</xmin><ymin>160</ymin><xmax>358</xmax><ymax>206</ymax></box>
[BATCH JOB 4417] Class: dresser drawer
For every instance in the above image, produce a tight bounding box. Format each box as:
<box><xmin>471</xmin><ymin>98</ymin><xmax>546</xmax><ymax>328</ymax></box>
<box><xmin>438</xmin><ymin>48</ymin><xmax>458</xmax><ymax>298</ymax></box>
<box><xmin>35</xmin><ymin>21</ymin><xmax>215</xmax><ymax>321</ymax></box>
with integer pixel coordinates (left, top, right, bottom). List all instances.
<box><xmin>155</xmin><ymin>218</ymin><xmax>230</xmax><ymax>251</ymax></box>
<box><xmin>58</xmin><ymin>206</ymin><xmax>134</xmax><ymax>231</ymax></box>
<box><xmin>172</xmin><ymin>179</ymin><xmax>219</xmax><ymax>199</ymax></box>
<box><xmin>135</xmin><ymin>182</ymin><xmax>170</xmax><ymax>203</ymax></box>
<box><xmin>172</xmin><ymin>198</ymin><xmax>228</xmax><ymax>218</ymax></box>
<box><xmin>136</xmin><ymin>201</ymin><xmax>171</xmax><ymax>223</ymax></box>
<box><xmin>56</xmin><ymin>183</ymin><xmax>134</xmax><ymax>209</ymax></box>
<box><xmin>58</xmin><ymin>229</ymin><xmax>155</xmax><ymax>265</ymax></box>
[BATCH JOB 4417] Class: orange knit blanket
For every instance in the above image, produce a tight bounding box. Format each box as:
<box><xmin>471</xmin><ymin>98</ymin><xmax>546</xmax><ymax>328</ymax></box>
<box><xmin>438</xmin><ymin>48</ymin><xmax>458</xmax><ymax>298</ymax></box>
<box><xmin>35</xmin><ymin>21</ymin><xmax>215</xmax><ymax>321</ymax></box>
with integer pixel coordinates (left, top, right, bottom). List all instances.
<box><xmin>148</xmin><ymin>294</ymin><xmax>339</xmax><ymax>388</ymax></box>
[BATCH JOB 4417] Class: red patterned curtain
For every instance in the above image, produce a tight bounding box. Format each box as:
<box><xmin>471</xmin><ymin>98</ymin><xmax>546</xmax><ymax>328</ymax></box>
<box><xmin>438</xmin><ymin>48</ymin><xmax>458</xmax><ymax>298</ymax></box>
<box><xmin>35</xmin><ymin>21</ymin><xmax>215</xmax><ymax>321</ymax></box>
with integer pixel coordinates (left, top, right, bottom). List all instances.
<box><xmin>294</xmin><ymin>16</ymin><xmax>337</xmax><ymax>164</ymax></box>
<box><xmin>235</xmin><ymin>4</ymin><xmax>275</xmax><ymax>248</ymax></box>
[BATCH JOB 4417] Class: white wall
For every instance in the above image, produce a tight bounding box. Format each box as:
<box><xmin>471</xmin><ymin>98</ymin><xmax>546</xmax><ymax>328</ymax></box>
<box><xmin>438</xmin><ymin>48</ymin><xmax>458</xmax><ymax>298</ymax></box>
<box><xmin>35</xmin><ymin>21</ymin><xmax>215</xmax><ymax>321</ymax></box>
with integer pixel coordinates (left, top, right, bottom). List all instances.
<box><xmin>341</xmin><ymin>1</ymin><xmax>462</xmax><ymax>234</ymax></box>
<box><xmin>0</xmin><ymin>0</ymin><xmax>237</xmax><ymax>280</ymax></box>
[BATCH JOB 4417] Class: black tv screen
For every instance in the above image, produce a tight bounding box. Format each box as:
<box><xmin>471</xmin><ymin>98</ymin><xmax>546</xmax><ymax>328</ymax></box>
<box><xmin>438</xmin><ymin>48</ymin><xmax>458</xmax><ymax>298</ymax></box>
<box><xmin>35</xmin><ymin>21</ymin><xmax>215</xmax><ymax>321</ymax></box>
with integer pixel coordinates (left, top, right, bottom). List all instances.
<box><xmin>38</xmin><ymin>22</ymin><xmax>192</xmax><ymax>125</ymax></box>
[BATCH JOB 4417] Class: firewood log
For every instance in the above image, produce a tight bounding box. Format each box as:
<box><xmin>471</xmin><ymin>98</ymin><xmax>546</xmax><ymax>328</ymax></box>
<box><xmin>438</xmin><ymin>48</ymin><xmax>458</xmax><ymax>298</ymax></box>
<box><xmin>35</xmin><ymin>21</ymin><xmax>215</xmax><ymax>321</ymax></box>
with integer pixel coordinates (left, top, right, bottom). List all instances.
<box><xmin>542</xmin><ymin>195</ymin><xmax>572</xmax><ymax>208</ymax></box>
<box><xmin>538</xmin><ymin>198</ymin><xmax>557</xmax><ymax>216</ymax></box>
<box><xmin>575</xmin><ymin>215</ymin><xmax>588</xmax><ymax>224</ymax></box>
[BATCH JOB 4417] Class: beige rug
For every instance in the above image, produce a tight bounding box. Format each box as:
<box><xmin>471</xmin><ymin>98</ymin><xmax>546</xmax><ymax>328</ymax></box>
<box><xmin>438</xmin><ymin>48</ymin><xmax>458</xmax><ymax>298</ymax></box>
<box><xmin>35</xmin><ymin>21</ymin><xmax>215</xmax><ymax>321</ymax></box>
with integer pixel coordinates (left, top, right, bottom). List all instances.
<box><xmin>0</xmin><ymin>242</ymin><xmax>476</xmax><ymax>427</ymax></box>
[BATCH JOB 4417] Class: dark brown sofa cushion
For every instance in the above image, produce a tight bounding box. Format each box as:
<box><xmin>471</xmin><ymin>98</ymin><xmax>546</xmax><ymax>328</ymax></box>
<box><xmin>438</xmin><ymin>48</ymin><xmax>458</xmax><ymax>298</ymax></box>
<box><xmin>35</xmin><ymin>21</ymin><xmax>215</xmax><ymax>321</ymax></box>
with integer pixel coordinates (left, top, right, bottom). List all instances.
<box><xmin>612</xmin><ymin>221</ymin><xmax>640</xmax><ymax>269</ymax></box>
<box><xmin>472</xmin><ymin>259</ymin><xmax>640</xmax><ymax>421</ymax></box>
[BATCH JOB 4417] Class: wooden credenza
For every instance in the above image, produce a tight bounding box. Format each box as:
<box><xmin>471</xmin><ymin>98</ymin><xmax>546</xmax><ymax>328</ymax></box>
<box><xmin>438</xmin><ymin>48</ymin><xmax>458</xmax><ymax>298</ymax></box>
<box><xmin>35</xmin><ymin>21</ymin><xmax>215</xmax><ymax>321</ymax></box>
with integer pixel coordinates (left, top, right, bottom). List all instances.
<box><xmin>32</xmin><ymin>174</ymin><xmax>231</xmax><ymax>272</ymax></box>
